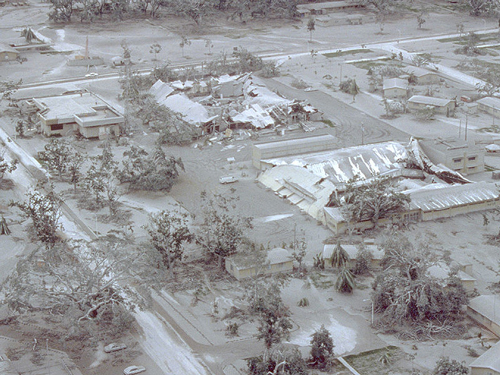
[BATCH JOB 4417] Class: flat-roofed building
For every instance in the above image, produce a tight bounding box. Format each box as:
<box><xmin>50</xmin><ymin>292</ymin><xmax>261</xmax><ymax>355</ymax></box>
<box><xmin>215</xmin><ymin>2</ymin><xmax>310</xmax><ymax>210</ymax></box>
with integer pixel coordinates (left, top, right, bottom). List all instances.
<box><xmin>252</xmin><ymin>134</ymin><xmax>337</xmax><ymax>169</ymax></box>
<box><xmin>33</xmin><ymin>93</ymin><xmax>123</xmax><ymax>139</ymax></box>
<box><xmin>419</xmin><ymin>138</ymin><xmax>485</xmax><ymax>175</ymax></box>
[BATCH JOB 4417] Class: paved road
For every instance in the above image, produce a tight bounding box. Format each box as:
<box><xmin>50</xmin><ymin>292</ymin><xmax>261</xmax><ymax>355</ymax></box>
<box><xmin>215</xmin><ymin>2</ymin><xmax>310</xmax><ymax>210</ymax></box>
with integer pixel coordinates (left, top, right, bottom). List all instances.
<box><xmin>261</xmin><ymin>77</ymin><xmax>411</xmax><ymax>148</ymax></box>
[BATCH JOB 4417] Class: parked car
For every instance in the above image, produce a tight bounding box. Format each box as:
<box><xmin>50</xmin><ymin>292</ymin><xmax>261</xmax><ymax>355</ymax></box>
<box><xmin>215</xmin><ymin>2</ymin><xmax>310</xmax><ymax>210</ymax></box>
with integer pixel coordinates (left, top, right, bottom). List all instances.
<box><xmin>104</xmin><ymin>343</ymin><xmax>127</xmax><ymax>353</ymax></box>
<box><xmin>85</xmin><ymin>72</ymin><xmax>98</xmax><ymax>78</ymax></box>
<box><xmin>219</xmin><ymin>176</ymin><xmax>238</xmax><ymax>184</ymax></box>
<box><xmin>123</xmin><ymin>365</ymin><xmax>146</xmax><ymax>375</ymax></box>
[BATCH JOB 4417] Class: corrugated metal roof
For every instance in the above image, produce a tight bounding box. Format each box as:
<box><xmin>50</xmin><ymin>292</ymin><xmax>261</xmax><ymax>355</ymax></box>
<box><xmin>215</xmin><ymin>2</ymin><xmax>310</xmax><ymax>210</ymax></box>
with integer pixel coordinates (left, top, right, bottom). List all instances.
<box><xmin>263</xmin><ymin>141</ymin><xmax>408</xmax><ymax>184</ymax></box>
<box><xmin>408</xmin><ymin>181</ymin><xmax>499</xmax><ymax>212</ymax></box>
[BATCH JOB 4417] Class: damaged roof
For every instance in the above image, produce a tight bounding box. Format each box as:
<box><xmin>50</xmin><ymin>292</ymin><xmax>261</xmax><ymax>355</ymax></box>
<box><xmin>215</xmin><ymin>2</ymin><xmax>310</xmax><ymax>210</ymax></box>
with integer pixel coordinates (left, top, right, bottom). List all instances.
<box><xmin>149</xmin><ymin>79</ymin><xmax>175</xmax><ymax>101</ymax></box>
<box><xmin>231</xmin><ymin>103</ymin><xmax>275</xmax><ymax>129</ymax></box>
<box><xmin>262</xmin><ymin>141</ymin><xmax>408</xmax><ymax>184</ymax></box>
<box><xmin>159</xmin><ymin>93</ymin><xmax>211</xmax><ymax>125</ymax></box>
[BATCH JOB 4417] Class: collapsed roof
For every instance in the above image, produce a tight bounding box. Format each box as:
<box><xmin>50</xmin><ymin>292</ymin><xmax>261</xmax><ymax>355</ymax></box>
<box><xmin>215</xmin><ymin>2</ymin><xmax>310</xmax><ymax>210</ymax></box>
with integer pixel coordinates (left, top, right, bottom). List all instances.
<box><xmin>261</xmin><ymin>141</ymin><xmax>408</xmax><ymax>184</ymax></box>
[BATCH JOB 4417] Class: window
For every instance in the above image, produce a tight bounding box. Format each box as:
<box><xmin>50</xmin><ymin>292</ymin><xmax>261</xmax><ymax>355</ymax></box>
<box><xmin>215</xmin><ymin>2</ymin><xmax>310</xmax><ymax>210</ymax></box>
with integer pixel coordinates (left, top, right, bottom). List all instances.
<box><xmin>403</xmin><ymin>212</ymin><xmax>420</xmax><ymax>223</ymax></box>
<box><xmin>468</xmin><ymin>166</ymin><xmax>476</xmax><ymax>171</ymax></box>
<box><xmin>50</xmin><ymin>124</ymin><xmax>64</xmax><ymax>131</ymax></box>
<box><xmin>468</xmin><ymin>156</ymin><xmax>476</xmax><ymax>161</ymax></box>
<box><xmin>452</xmin><ymin>157</ymin><xmax>462</xmax><ymax>163</ymax></box>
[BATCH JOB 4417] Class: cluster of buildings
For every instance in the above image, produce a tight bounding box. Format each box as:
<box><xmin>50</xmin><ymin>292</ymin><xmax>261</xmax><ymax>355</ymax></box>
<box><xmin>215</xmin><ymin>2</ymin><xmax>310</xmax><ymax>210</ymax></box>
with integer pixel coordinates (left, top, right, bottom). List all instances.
<box><xmin>149</xmin><ymin>73</ymin><xmax>322</xmax><ymax>136</ymax></box>
<box><xmin>13</xmin><ymin>73</ymin><xmax>321</xmax><ymax>140</ymax></box>
<box><xmin>253</xmin><ymin>134</ymin><xmax>494</xmax><ymax>234</ymax></box>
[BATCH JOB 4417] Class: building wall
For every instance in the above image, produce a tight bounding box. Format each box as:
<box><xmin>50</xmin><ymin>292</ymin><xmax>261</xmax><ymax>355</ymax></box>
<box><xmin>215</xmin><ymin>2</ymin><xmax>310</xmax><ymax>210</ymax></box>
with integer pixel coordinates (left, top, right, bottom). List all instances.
<box><xmin>408</xmin><ymin>101</ymin><xmax>454</xmax><ymax>115</ymax></box>
<box><xmin>421</xmin><ymin>199</ymin><xmax>500</xmax><ymax>221</ymax></box>
<box><xmin>0</xmin><ymin>51</ymin><xmax>18</xmax><ymax>61</ymax></box>
<box><xmin>478</xmin><ymin>102</ymin><xmax>500</xmax><ymax>119</ymax></box>
<box><xmin>384</xmin><ymin>87</ymin><xmax>407</xmax><ymax>99</ymax></box>
<box><xmin>467</xmin><ymin>307</ymin><xmax>500</xmax><ymax>338</ymax></box>
<box><xmin>421</xmin><ymin>142</ymin><xmax>485</xmax><ymax>175</ymax></box>
<box><xmin>252</xmin><ymin>136</ymin><xmax>336</xmax><ymax>169</ymax></box>
<box><xmin>41</xmin><ymin>122</ymin><xmax>75</xmax><ymax>137</ymax></box>
<box><xmin>79</xmin><ymin>124</ymin><xmax>120</xmax><ymax>139</ymax></box>
<box><xmin>417</xmin><ymin>74</ymin><xmax>440</xmax><ymax>85</ymax></box>
<box><xmin>470</xmin><ymin>367</ymin><xmax>500</xmax><ymax>375</ymax></box>
<box><xmin>225</xmin><ymin>259</ymin><xmax>293</xmax><ymax>280</ymax></box>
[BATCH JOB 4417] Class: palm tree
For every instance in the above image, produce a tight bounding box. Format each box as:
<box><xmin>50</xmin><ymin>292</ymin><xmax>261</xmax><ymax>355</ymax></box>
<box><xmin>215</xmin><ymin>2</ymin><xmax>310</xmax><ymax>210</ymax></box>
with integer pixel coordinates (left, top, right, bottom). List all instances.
<box><xmin>307</xmin><ymin>18</ymin><xmax>315</xmax><ymax>42</ymax></box>
<box><xmin>330</xmin><ymin>241</ymin><xmax>349</xmax><ymax>269</ymax></box>
<box><xmin>335</xmin><ymin>267</ymin><xmax>354</xmax><ymax>294</ymax></box>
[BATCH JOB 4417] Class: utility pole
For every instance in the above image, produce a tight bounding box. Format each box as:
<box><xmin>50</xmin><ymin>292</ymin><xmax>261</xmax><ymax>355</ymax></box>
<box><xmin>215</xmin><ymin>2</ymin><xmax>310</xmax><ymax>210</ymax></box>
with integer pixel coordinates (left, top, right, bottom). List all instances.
<box><xmin>361</xmin><ymin>122</ymin><xmax>365</xmax><ymax>145</ymax></box>
<box><xmin>465</xmin><ymin>113</ymin><xmax>468</xmax><ymax>141</ymax></box>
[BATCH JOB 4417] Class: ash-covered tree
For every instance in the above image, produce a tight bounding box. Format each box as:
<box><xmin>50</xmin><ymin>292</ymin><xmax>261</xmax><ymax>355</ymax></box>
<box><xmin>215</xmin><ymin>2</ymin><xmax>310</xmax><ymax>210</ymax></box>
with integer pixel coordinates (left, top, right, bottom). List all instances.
<box><xmin>288</xmin><ymin>237</ymin><xmax>307</xmax><ymax>274</ymax></box>
<box><xmin>68</xmin><ymin>152</ymin><xmax>86</xmax><ymax>192</ymax></box>
<box><xmin>247</xmin><ymin>344</ymin><xmax>307</xmax><ymax>375</ymax></box>
<box><xmin>81</xmin><ymin>143</ymin><xmax>119</xmax><ymax>214</ymax></box>
<box><xmin>149</xmin><ymin>42</ymin><xmax>162</xmax><ymax>61</ymax></box>
<box><xmin>353</xmin><ymin>242</ymin><xmax>372</xmax><ymax>276</ymax></box>
<box><xmin>48</xmin><ymin>0</ymin><xmax>74</xmax><ymax>22</ymax></box>
<box><xmin>168</xmin><ymin>0</ymin><xmax>215</xmax><ymax>27</ymax></box>
<box><xmin>144</xmin><ymin>209</ymin><xmax>193</xmax><ymax>278</ymax></box>
<box><xmin>249</xmin><ymin>281</ymin><xmax>293</xmax><ymax>350</ymax></box>
<box><xmin>310</xmin><ymin>325</ymin><xmax>334</xmax><ymax>369</ymax></box>
<box><xmin>416</xmin><ymin>10</ymin><xmax>426</xmax><ymax>29</ymax></box>
<box><xmin>196</xmin><ymin>191</ymin><xmax>253</xmax><ymax>269</ymax></box>
<box><xmin>38</xmin><ymin>138</ymin><xmax>72</xmax><ymax>181</ymax></box>
<box><xmin>466</xmin><ymin>0</ymin><xmax>498</xmax><ymax>16</ymax></box>
<box><xmin>433</xmin><ymin>357</ymin><xmax>469</xmax><ymax>375</ymax></box>
<box><xmin>10</xmin><ymin>189</ymin><xmax>62</xmax><ymax>248</ymax></box>
<box><xmin>120</xmin><ymin>144</ymin><xmax>184</xmax><ymax>191</ymax></box>
<box><xmin>327</xmin><ymin>176</ymin><xmax>410</xmax><ymax>227</ymax></box>
<box><xmin>330</xmin><ymin>240</ymin><xmax>349</xmax><ymax>269</ymax></box>
<box><xmin>0</xmin><ymin>153</ymin><xmax>18</xmax><ymax>181</ymax></box>
<box><xmin>335</xmin><ymin>267</ymin><xmax>355</xmax><ymax>293</ymax></box>
<box><xmin>0</xmin><ymin>238</ymin><xmax>144</xmax><ymax>327</ymax></box>
<box><xmin>15</xmin><ymin>120</ymin><xmax>25</xmax><ymax>138</ymax></box>
<box><xmin>372</xmin><ymin>235</ymin><xmax>468</xmax><ymax>330</ymax></box>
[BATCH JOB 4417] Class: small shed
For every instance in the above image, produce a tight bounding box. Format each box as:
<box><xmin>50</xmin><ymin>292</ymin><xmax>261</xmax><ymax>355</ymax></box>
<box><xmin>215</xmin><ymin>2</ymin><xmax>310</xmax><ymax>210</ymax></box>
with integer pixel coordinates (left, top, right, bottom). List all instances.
<box><xmin>225</xmin><ymin>248</ymin><xmax>293</xmax><ymax>281</ymax></box>
<box><xmin>470</xmin><ymin>340</ymin><xmax>500</xmax><ymax>375</ymax></box>
<box><xmin>383</xmin><ymin>78</ymin><xmax>408</xmax><ymax>99</ymax></box>
<box><xmin>468</xmin><ymin>295</ymin><xmax>500</xmax><ymax>338</ymax></box>
<box><xmin>0</xmin><ymin>44</ymin><xmax>19</xmax><ymax>62</ymax></box>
